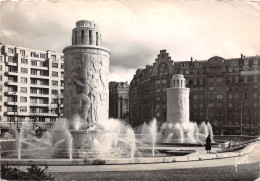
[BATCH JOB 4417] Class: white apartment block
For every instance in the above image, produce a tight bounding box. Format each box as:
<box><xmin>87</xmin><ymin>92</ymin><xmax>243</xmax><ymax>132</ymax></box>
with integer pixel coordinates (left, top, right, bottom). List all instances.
<box><xmin>0</xmin><ymin>44</ymin><xmax>64</xmax><ymax>130</ymax></box>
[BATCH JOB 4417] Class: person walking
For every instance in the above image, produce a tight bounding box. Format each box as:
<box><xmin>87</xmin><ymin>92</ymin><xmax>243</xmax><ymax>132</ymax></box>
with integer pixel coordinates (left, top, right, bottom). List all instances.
<box><xmin>205</xmin><ymin>135</ymin><xmax>211</xmax><ymax>153</ymax></box>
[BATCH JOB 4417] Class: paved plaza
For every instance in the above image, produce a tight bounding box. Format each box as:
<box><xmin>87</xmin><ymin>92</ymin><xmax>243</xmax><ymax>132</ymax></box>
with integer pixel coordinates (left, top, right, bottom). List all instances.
<box><xmin>12</xmin><ymin>141</ymin><xmax>260</xmax><ymax>181</ymax></box>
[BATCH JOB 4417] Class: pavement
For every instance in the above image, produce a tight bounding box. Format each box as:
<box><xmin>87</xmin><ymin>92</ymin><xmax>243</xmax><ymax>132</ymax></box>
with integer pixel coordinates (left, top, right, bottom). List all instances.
<box><xmin>13</xmin><ymin>141</ymin><xmax>260</xmax><ymax>173</ymax></box>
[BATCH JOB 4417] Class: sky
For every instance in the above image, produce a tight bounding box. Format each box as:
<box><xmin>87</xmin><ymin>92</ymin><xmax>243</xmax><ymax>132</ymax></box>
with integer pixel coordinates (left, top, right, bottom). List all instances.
<box><xmin>1</xmin><ymin>1</ymin><xmax>260</xmax><ymax>83</ymax></box>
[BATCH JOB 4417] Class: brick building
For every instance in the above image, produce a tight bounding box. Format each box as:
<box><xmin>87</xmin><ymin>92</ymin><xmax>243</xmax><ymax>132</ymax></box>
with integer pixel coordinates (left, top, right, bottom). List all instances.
<box><xmin>109</xmin><ymin>81</ymin><xmax>129</xmax><ymax>122</ymax></box>
<box><xmin>129</xmin><ymin>50</ymin><xmax>260</xmax><ymax>135</ymax></box>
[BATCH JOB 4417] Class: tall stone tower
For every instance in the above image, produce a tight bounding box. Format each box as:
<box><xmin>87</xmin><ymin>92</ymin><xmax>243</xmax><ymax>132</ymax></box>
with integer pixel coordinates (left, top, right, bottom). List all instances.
<box><xmin>167</xmin><ymin>74</ymin><xmax>190</xmax><ymax>126</ymax></box>
<box><xmin>63</xmin><ymin>20</ymin><xmax>110</xmax><ymax>127</ymax></box>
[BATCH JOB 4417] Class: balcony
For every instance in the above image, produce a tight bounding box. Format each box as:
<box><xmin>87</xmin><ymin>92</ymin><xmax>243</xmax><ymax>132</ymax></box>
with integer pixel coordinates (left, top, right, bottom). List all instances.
<box><xmin>5</xmin><ymin>91</ymin><xmax>17</xmax><ymax>96</ymax></box>
<box><xmin>33</xmin><ymin>103</ymin><xmax>49</xmax><ymax>107</ymax></box>
<box><xmin>5</xmin><ymin>81</ymin><xmax>18</xmax><ymax>86</ymax></box>
<box><xmin>31</xmin><ymin>66</ymin><xmax>49</xmax><ymax>70</ymax></box>
<box><xmin>30</xmin><ymin>74</ymin><xmax>49</xmax><ymax>79</ymax></box>
<box><xmin>6</xmin><ymin>61</ymin><xmax>18</xmax><ymax>66</ymax></box>
<box><xmin>30</xmin><ymin>93</ymin><xmax>49</xmax><ymax>98</ymax></box>
<box><xmin>6</xmin><ymin>71</ymin><xmax>18</xmax><ymax>76</ymax></box>
<box><xmin>5</xmin><ymin>112</ymin><xmax>15</xmax><ymax>116</ymax></box>
<box><xmin>30</xmin><ymin>84</ymin><xmax>49</xmax><ymax>88</ymax></box>
<box><xmin>5</xmin><ymin>101</ymin><xmax>16</xmax><ymax>106</ymax></box>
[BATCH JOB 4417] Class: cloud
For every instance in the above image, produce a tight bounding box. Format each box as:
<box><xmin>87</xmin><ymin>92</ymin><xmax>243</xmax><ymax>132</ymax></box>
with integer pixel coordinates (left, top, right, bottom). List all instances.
<box><xmin>1</xmin><ymin>1</ymin><xmax>260</xmax><ymax>83</ymax></box>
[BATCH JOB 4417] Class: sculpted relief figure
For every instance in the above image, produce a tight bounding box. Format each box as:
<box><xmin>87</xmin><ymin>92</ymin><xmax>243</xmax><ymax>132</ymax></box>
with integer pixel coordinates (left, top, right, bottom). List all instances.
<box><xmin>73</xmin><ymin>77</ymin><xmax>93</xmax><ymax>123</ymax></box>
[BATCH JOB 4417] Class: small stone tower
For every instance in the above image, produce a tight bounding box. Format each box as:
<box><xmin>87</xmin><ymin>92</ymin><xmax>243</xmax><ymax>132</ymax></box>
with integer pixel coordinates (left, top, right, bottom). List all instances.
<box><xmin>167</xmin><ymin>74</ymin><xmax>190</xmax><ymax>126</ymax></box>
<box><xmin>63</xmin><ymin>20</ymin><xmax>110</xmax><ymax>126</ymax></box>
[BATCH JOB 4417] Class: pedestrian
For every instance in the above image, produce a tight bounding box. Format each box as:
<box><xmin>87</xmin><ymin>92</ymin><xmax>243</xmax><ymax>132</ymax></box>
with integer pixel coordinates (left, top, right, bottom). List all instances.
<box><xmin>205</xmin><ymin>135</ymin><xmax>211</xmax><ymax>153</ymax></box>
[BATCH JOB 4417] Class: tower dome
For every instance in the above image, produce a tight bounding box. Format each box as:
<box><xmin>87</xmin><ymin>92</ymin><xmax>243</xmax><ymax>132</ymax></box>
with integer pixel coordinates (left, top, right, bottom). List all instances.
<box><xmin>72</xmin><ymin>20</ymin><xmax>102</xmax><ymax>46</ymax></box>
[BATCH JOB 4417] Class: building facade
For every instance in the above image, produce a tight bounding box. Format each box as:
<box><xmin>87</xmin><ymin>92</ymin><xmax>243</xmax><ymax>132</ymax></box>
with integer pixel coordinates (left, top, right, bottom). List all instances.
<box><xmin>0</xmin><ymin>44</ymin><xmax>64</xmax><ymax>130</ymax></box>
<box><xmin>129</xmin><ymin>50</ymin><xmax>260</xmax><ymax>135</ymax></box>
<box><xmin>109</xmin><ymin>81</ymin><xmax>129</xmax><ymax>122</ymax></box>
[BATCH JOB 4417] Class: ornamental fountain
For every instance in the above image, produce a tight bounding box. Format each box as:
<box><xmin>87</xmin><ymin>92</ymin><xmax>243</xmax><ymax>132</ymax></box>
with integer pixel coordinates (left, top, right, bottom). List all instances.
<box><xmin>160</xmin><ymin>74</ymin><xmax>214</xmax><ymax>143</ymax></box>
<box><xmin>1</xmin><ymin>20</ymin><xmax>255</xmax><ymax>166</ymax></box>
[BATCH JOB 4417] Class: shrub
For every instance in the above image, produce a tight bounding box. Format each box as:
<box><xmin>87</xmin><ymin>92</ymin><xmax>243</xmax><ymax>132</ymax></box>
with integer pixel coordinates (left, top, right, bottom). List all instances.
<box><xmin>1</xmin><ymin>164</ymin><xmax>54</xmax><ymax>180</ymax></box>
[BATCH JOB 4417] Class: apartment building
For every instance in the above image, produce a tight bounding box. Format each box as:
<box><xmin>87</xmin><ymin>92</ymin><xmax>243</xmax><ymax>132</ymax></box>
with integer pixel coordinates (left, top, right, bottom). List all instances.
<box><xmin>129</xmin><ymin>50</ymin><xmax>260</xmax><ymax>135</ymax></box>
<box><xmin>0</xmin><ymin>44</ymin><xmax>64</xmax><ymax>131</ymax></box>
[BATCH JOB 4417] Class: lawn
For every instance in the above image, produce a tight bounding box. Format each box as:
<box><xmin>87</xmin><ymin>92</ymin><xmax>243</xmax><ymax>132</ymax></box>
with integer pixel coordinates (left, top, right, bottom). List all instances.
<box><xmin>50</xmin><ymin>162</ymin><xmax>260</xmax><ymax>181</ymax></box>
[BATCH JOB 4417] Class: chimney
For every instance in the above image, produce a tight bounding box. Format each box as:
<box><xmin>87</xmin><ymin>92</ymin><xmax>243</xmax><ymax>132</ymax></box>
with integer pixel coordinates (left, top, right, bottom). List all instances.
<box><xmin>191</xmin><ymin>57</ymin><xmax>193</xmax><ymax>62</ymax></box>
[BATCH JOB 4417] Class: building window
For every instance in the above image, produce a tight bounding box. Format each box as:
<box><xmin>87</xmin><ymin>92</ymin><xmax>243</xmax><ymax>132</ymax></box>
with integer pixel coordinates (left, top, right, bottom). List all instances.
<box><xmin>228</xmin><ymin>94</ymin><xmax>232</xmax><ymax>99</ymax></box>
<box><xmin>216</xmin><ymin>94</ymin><xmax>223</xmax><ymax>99</ymax></box>
<box><xmin>52</xmin><ymin>80</ymin><xmax>58</xmax><ymax>86</ymax></box>
<box><xmin>0</xmin><ymin>56</ymin><xmax>2</xmax><ymax>62</ymax></box>
<box><xmin>51</xmin><ymin>55</ymin><xmax>56</xmax><ymax>61</ymax></box>
<box><xmin>0</xmin><ymin>65</ymin><xmax>2</xmax><ymax>72</ymax></box>
<box><xmin>20</xmin><ymin>106</ymin><xmax>27</xmax><ymax>112</ymax></box>
<box><xmin>20</xmin><ymin>87</ymin><xmax>27</xmax><ymax>93</ymax></box>
<box><xmin>51</xmin><ymin>89</ymin><xmax>58</xmax><ymax>95</ymax></box>
<box><xmin>8</xmin><ymin>48</ymin><xmax>14</xmax><ymax>54</ymax></box>
<box><xmin>209</xmin><ymin>86</ymin><xmax>214</xmax><ymax>91</ymax></box>
<box><xmin>31</xmin><ymin>78</ymin><xmax>37</xmax><ymax>85</ymax></box>
<box><xmin>217</xmin><ymin>86</ymin><xmax>223</xmax><ymax>90</ymax></box>
<box><xmin>244</xmin><ymin>59</ymin><xmax>249</xmax><ymax>65</ymax></box>
<box><xmin>253</xmin><ymin>59</ymin><xmax>258</xmax><ymax>65</ymax></box>
<box><xmin>209</xmin><ymin>78</ymin><xmax>214</xmax><ymax>83</ymax></box>
<box><xmin>40</xmin><ymin>54</ymin><xmax>46</xmax><ymax>59</ymax></box>
<box><xmin>230</xmin><ymin>60</ymin><xmax>238</xmax><ymax>66</ymax></box>
<box><xmin>52</xmin><ymin>71</ymin><xmax>58</xmax><ymax>77</ymax></box>
<box><xmin>20</xmin><ymin>77</ymin><xmax>27</xmax><ymax>84</ymax></box>
<box><xmin>20</xmin><ymin>50</ymin><xmax>25</xmax><ymax>57</ymax></box>
<box><xmin>185</xmin><ymin>69</ymin><xmax>190</xmax><ymax>74</ymax></box>
<box><xmin>228</xmin><ymin>67</ymin><xmax>233</xmax><ymax>73</ymax></box>
<box><xmin>8</xmin><ymin>57</ymin><xmax>14</xmax><ymax>63</ymax></box>
<box><xmin>216</xmin><ymin>77</ymin><xmax>222</xmax><ymax>82</ymax></box>
<box><xmin>40</xmin><ymin>70</ymin><xmax>48</xmax><ymax>76</ymax></box>
<box><xmin>61</xmin><ymin>64</ymin><xmax>64</xmax><ymax>69</ymax></box>
<box><xmin>235</xmin><ymin>77</ymin><xmax>239</xmax><ymax>83</ymax></box>
<box><xmin>0</xmin><ymin>75</ymin><xmax>2</xmax><ymax>81</ymax></box>
<box><xmin>31</xmin><ymin>69</ymin><xmax>37</xmax><ymax>75</ymax></box>
<box><xmin>199</xmin><ymin>79</ymin><xmax>203</xmax><ymax>84</ymax></box>
<box><xmin>30</xmin><ymin>88</ymin><xmax>37</xmax><ymax>94</ymax></box>
<box><xmin>52</xmin><ymin>63</ymin><xmax>58</xmax><ymax>68</ymax></box>
<box><xmin>208</xmin><ymin>95</ymin><xmax>214</xmax><ymax>99</ymax></box>
<box><xmin>228</xmin><ymin>103</ymin><xmax>233</xmax><ymax>108</ymax></box>
<box><xmin>21</xmin><ymin>58</ymin><xmax>28</xmax><ymax>64</ymax></box>
<box><xmin>234</xmin><ymin>67</ymin><xmax>239</xmax><ymax>72</ymax></box>
<box><xmin>20</xmin><ymin>97</ymin><xmax>27</xmax><ymax>103</ymax></box>
<box><xmin>21</xmin><ymin>68</ymin><xmax>28</xmax><ymax>74</ymax></box>
<box><xmin>31</xmin><ymin>60</ymin><xmax>37</xmax><ymax>66</ymax></box>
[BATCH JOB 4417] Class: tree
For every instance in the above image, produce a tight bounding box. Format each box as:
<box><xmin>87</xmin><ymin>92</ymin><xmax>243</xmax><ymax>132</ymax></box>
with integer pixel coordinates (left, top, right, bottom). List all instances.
<box><xmin>51</xmin><ymin>94</ymin><xmax>63</xmax><ymax>118</ymax></box>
